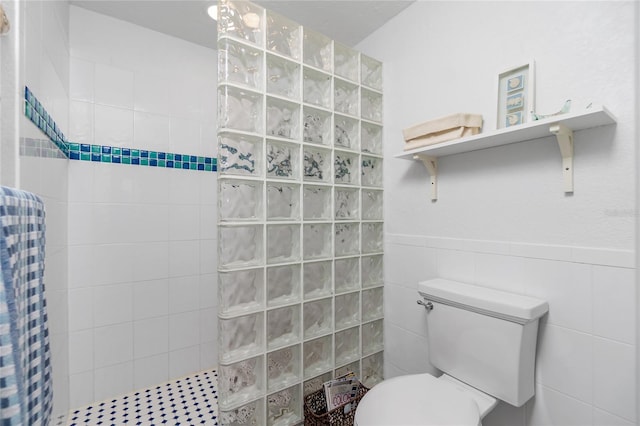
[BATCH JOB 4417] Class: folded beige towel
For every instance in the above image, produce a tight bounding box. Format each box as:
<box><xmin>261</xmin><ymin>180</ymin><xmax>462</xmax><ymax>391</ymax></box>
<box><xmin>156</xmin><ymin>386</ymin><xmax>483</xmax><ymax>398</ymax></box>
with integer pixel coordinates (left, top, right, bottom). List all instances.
<box><xmin>403</xmin><ymin>113</ymin><xmax>483</xmax><ymax>151</ymax></box>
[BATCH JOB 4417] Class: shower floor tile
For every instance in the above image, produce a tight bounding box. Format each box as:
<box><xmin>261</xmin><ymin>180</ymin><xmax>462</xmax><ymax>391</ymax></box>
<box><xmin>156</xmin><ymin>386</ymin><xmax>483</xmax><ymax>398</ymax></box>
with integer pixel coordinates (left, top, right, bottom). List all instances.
<box><xmin>66</xmin><ymin>369</ymin><xmax>218</xmax><ymax>425</ymax></box>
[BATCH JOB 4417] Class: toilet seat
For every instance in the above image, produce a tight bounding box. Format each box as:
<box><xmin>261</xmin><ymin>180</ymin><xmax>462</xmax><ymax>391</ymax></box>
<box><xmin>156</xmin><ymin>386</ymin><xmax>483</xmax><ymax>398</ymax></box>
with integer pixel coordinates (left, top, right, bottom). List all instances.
<box><xmin>354</xmin><ymin>374</ymin><xmax>480</xmax><ymax>426</ymax></box>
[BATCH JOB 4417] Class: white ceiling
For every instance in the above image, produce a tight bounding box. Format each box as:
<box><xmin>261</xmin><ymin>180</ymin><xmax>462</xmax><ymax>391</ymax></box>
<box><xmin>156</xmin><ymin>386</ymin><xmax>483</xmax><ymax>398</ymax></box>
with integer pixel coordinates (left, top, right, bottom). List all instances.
<box><xmin>69</xmin><ymin>0</ymin><xmax>414</xmax><ymax>50</ymax></box>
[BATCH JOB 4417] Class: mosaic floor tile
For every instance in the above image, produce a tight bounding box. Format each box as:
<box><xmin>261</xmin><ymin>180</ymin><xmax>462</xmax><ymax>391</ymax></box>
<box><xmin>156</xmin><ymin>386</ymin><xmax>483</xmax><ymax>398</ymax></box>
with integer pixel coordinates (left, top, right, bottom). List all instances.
<box><xmin>66</xmin><ymin>370</ymin><xmax>219</xmax><ymax>426</ymax></box>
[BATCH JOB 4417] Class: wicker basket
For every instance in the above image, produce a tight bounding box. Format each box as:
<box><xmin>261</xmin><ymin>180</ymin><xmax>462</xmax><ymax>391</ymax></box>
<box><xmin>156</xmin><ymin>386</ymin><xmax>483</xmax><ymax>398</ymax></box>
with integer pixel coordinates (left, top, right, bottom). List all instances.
<box><xmin>303</xmin><ymin>383</ymin><xmax>369</xmax><ymax>426</ymax></box>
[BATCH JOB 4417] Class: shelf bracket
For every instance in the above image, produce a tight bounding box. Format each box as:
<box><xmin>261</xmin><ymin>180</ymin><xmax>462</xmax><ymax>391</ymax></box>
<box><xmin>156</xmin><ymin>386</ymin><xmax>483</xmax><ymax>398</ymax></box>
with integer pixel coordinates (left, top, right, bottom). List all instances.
<box><xmin>549</xmin><ymin>123</ymin><xmax>574</xmax><ymax>193</ymax></box>
<box><xmin>413</xmin><ymin>154</ymin><xmax>438</xmax><ymax>201</ymax></box>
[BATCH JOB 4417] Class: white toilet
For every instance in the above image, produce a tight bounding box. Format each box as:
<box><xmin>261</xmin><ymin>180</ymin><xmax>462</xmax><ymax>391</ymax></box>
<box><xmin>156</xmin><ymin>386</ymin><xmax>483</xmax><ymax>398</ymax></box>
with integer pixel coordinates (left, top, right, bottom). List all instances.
<box><xmin>355</xmin><ymin>278</ymin><xmax>548</xmax><ymax>426</ymax></box>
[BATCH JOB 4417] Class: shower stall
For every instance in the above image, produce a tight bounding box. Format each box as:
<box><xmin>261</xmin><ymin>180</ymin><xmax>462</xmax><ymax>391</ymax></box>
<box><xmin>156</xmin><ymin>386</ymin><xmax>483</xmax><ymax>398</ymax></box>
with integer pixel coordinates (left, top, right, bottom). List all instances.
<box><xmin>5</xmin><ymin>0</ymin><xmax>385</xmax><ymax>423</ymax></box>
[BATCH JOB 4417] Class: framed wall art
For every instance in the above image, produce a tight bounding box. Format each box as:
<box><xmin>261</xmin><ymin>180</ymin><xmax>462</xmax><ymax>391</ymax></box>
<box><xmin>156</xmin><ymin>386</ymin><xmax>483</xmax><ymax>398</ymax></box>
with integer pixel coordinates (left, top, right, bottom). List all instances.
<box><xmin>497</xmin><ymin>61</ymin><xmax>535</xmax><ymax>128</ymax></box>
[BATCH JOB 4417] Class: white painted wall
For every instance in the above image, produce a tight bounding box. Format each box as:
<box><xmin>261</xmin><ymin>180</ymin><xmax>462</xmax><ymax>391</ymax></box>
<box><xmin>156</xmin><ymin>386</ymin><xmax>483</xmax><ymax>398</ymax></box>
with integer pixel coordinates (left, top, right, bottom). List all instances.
<box><xmin>67</xmin><ymin>6</ymin><xmax>218</xmax><ymax>408</ymax></box>
<box><xmin>358</xmin><ymin>2</ymin><xmax>637</xmax><ymax>425</ymax></box>
<box><xmin>17</xmin><ymin>0</ymin><xmax>71</xmax><ymax>420</ymax></box>
<box><xmin>363</xmin><ymin>1</ymin><xmax>635</xmax><ymax>250</ymax></box>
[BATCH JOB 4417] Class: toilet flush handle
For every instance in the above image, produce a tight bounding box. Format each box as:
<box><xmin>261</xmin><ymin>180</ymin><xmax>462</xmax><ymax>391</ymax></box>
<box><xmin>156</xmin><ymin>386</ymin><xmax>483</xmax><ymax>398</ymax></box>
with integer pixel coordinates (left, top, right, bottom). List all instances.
<box><xmin>417</xmin><ymin>299</ymin><xmax>434</xmax><ymax>311</ymax></box>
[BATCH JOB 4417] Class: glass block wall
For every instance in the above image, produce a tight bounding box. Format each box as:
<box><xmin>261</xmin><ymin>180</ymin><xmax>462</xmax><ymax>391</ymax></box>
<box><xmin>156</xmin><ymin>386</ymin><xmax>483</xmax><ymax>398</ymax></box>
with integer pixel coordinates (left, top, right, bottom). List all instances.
<box><xmin>216</xmin><ymin>1</ymin><xmax>384</xmax><ymax>424</ymax></box>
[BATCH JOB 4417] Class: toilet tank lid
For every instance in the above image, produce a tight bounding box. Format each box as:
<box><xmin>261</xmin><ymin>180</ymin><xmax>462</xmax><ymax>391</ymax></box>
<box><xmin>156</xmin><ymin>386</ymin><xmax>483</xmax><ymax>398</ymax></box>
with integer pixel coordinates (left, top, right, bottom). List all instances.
<box><xmin>418</xmin><ymin>279</ymin><xmax>548</xmax><ymax>322</ymax></box>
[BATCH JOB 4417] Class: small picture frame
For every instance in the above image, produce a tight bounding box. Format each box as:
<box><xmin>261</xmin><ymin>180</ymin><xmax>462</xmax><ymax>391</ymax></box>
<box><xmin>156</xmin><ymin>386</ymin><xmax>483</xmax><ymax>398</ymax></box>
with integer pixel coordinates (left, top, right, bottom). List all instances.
<box><xmin>497</xmin><ymin>61</ymin><xmax>535</xmax><ymax>128</ymax></box>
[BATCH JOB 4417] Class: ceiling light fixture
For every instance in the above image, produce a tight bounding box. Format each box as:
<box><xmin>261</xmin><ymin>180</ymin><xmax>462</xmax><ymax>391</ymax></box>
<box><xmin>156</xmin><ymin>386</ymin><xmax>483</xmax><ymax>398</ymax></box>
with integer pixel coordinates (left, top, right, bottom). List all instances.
<box><xmin>207</xmin><ymin>5</ymin><xmax>218</xmax><ymax>21</ymax></box>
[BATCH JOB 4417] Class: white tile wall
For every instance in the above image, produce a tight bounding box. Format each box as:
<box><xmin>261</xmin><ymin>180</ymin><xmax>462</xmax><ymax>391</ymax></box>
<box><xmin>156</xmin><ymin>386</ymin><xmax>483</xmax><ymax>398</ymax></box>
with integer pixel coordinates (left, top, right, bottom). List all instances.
<box><xmin>593</xmin><ymin>338</ymin><xmax>636</xmax><ymax>422</ymax></box>
<box><xmin>167</xmin><ymin>171</ymin><xmax>195</xmax><ymax>200</ymax></box>
<box><xmin>49</xmin><ymin>331</ymin><xmax>70</xmax><ymax>416</ymax></box>
<box><xmin>199</xmin><ymin>340</ymin><xmax>218</xmax><ymax>371</ymax></box>
<box><xmin>133</xmin><ymin>353</ymin><xmax>169</xmax><ymax>390</ymax></box>
<box><xmin>133</xmin><ymin>242</ymin><xmax>170</xmax><ymax>280</ymax></box>
<box><xmin>134</xmin><ymin>317</ymin><xmax>170</xmax><ymax>359</ymax></box>
<box><xmin>436</xmin><ymin>249</ymin><xmax>475</xmax><ymax>283</ymax></box>
<box><xmin>68</xmin><ymin>100</ymin><xmax>93</xmax><ymax>144</ymax></box>
<box><xmin>170</xmin><ymin>117</ymin><xmax>202</xmax><ymax>154</ymax></box>
<box><xmin>169</xmin><ymin>346</ymin><xmax>201</xmax><ymax>379</ymax></box>
<box><xmin>527</xmin><ymin>385</ymin><xmax>593</xmax><ymax>426</ymax></box>
<box><xmin>69</xmin><ymin>329</ymin><xmax>93</xmax><ymax>374</ymax></box>
<box><xmin>169</xmin><ymin>311</ymin><xmax>201</xmax><ymax>351</ymax></box>
<box><xmin>169</xmin><ymin>204</ymin><xmax>200</xmax><ymax>240</ymax></box>
<box><xmin>200</xmin><ymin>307</ymin><xmax>218</xmax><ymax>342</ymax></box>
<box><xmin>200</xmin><ymin>239</ymin><xmax>218</xmax><ymax>275</ymax></box>
<box><xmin>199</xmin><ymin>274</ymin><xmax>218</xmax><ymax>308</ymax></box>
<box><xmin>592</xmin><ymin>266</ymin><xmax>636</xmax><ymax>345</ymax></box>
<box><xmin>536</xmin><ymin>324</ymin><xmax>593</xmax><ymax>404</ymax></box>
<box><xmin>384</xmin><ymin>242</ymin><xmax>437</xmax><ymax>286</ymax></box>
<box><xmin>475</xmin><ymin>252</ymin><xmax>525</xmax><ymax>293</ymax></box>
<box><xmin>94</xmin><ymin>323</ymin><xmax>133</xmax><ymax>368</ymax></box>
<box><xmin>69</xmin><ymin>7</ymin><xmax>217</xmax><ymax>155</ymax></box>
<box><xmin>384</xmin><ymin>322</ymin><xmax>433</xmax><ymax>375</ymax></box>
<box><xmin>134</xmin><ymin>111</ymin><xmax>171</xmax><ymax>152</ymax></box>
<box><xmin>133</xmin><ymin>279</ymin><xmax>170</xmax><ymax>320</ymax></box>
<box><xmin>68</xmin><ymin>288</ymin><xmax>93</xmax><ymax>331</ymax></box>
<box><xmin>66</xmin><ymin>5</ymin><xmax>218</xmax><ymax>408</ymax></box>
<box><xmin>169</xmin><ymin>276</ymin><xmax>200</xmax><ymax>314</ymax></box>
<box><xmin>383</xmin><ymin>236</ymin><xmax>636</xmax><ymax>426</ymax></box>
<box><xmin>169</xmin><ymin>241</ymin><xmax>200</xmax><ymax>278</ymax></box>
<box><xmin>384</xmin><ymin>282</ymin><xmax>428</xmax><ymax>337</ymax></box>
<box><xmin>93</xmin><ymin>284</ymin><xmax>133</xmax><ymax>327</ymax></box>
<box><xmin>521</xmin><ymin>259</ymin><xmax>592</xmax><ymax>334</ymax></box>
<box><xmin>47</xmin><ymin>289</ymin><xmax>70</xmax><ymax>335</ymax></box>
<box><xmin>134</xmin><ymin>69</ymin><xmax>170</xmax><ymax>114</ymax></box>
<box><xmin>69</xmin><ymin>57</ymin><xmax>94</xmax><ymax>102</ymax></box>
<box><xmin>69</xmin><ymin>371</ymin><xmax>93</xmax><ymax>408</ymax></box>
<box><xmin>18</xmin><ymin>0</ymin><xmax>71</xmax><ymax>418</ymax></box>
<box><xmin>93</xmin><ymin>104</ymin><xmax>134</xmax><ymax>147</ymax></box>
<box><xmin>94</xmin><ymin>361</ymin><xmax>134</xmax><ymax>401</ymax></box>
<box><xmin>94</xmin><ymin>63</ymin><xmax>134</xmax><ymax>108</ymax></box>
<box><xmin>593</xmin><ymin>408</ymin><xmax>636</xmax><ymax>426</ymax></box>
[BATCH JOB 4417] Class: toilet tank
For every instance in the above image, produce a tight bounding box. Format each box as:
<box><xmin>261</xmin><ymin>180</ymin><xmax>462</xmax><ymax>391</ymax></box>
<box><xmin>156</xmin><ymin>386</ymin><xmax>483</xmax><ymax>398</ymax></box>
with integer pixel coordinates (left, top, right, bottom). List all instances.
<box><xmin>418</xmin><ymin>279</ymin><xmax>548</xmax><ymax>407</ymax></box>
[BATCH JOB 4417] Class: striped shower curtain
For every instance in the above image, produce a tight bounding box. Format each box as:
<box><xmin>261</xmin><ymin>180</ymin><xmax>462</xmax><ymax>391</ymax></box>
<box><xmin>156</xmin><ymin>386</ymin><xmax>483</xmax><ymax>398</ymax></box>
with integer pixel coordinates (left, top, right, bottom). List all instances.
<box><xmin>0</xmin><ymin>186</ymin><xmax>52</xmax><ymax>425</ymax></box>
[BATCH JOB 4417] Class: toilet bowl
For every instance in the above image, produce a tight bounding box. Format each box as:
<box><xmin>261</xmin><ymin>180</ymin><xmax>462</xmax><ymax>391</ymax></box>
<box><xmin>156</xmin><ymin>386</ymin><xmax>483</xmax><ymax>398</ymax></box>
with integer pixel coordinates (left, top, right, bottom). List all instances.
<box><xmin>354</xmin><ymin>373</ymin><xmax>497</xmax><ymax>426</ymax></box>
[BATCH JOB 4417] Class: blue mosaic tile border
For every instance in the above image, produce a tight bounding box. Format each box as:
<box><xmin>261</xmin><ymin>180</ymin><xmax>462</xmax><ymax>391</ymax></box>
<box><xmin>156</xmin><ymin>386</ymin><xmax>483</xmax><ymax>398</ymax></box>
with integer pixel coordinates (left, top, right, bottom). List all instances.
<box><xmin>24</xmin><ymin>86</ymin><xmax>70</xmax><ymax>157</ymax></box>
<box><xmin>24</xmin><ymin>87</ymin><xmax>217</xmax><ymax>172</ymax></box>
<box><xmin>68</xmin><ymin>143</ymin><xmax>217</xmax><ymax>171</ymax></box>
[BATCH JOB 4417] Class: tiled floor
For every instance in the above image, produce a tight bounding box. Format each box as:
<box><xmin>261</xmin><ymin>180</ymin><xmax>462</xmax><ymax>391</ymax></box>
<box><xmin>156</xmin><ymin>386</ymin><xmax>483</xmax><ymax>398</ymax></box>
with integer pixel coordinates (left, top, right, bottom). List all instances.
<box><xmin>64</xmin><ymin>369</ymin><xmax>219</xmax><ymax>425</ymax></box>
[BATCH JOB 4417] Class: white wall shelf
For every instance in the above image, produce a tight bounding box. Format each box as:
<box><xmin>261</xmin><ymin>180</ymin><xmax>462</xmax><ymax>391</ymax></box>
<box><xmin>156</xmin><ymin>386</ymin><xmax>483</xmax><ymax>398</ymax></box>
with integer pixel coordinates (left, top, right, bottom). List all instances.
<box><xmin>395</xmin><ymin>105</ymin><xmax>616</xmax><ymax>200</ymax></box>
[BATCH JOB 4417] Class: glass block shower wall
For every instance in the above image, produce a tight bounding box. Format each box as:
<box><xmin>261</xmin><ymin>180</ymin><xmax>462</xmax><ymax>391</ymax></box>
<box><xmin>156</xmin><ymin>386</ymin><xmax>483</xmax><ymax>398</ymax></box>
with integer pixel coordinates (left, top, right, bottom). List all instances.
<box><xmin>216</xmin><ymin>1</ymin><xmax>384</xmax><ymax>424</ymax></box>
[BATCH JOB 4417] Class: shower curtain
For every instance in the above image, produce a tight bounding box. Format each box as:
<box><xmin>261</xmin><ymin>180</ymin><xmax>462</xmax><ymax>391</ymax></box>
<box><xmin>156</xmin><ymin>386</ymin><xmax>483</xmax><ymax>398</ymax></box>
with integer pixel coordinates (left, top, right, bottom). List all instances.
<box><xmin>0</xmin><ymin>186</ymin><xmax>52</xmax><ymax>425</ymax></box>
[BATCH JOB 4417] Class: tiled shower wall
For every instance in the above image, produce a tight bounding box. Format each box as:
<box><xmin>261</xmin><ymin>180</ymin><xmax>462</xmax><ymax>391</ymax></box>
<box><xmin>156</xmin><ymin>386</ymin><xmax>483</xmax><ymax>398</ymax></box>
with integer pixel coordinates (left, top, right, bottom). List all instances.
<box><xmin>66</xmin><ymin>7</ymin><xmax>218</xmax><ymax>407</ymax></box>
<box><xmin>216</xmin><ymin>1</ymin><xmax>384</xmax><ymax>424</ymax></box>
<box><xmin>18</xmin><ymin>0</ymin><xmax>71</xmax><ymax>418</ymax></box>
